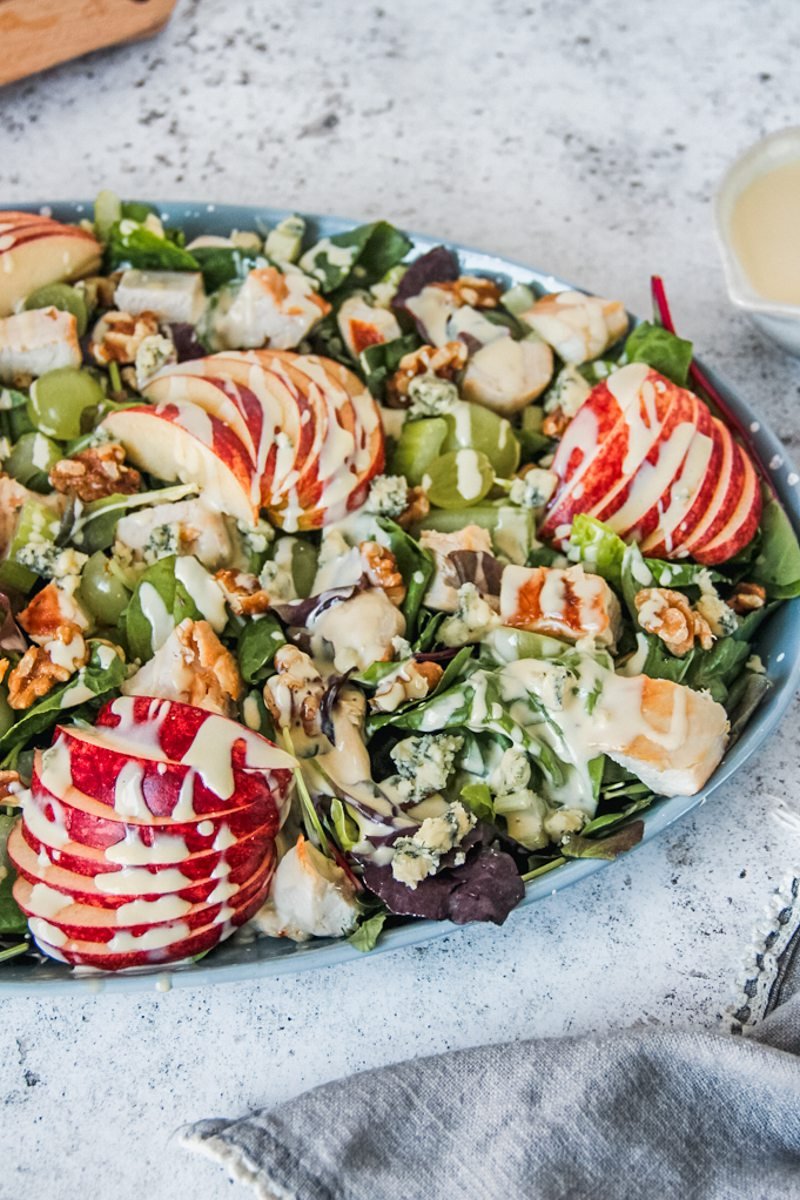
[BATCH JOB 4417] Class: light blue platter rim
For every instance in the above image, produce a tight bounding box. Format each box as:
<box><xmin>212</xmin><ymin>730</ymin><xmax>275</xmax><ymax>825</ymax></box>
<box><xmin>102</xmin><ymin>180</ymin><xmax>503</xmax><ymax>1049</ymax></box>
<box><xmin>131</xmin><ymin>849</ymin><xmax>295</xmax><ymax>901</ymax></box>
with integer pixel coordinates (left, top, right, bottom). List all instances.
<box><xmin>1</xmin><ymin>199</ymin><xmax>798</xmax><ymax>995</ymax></box>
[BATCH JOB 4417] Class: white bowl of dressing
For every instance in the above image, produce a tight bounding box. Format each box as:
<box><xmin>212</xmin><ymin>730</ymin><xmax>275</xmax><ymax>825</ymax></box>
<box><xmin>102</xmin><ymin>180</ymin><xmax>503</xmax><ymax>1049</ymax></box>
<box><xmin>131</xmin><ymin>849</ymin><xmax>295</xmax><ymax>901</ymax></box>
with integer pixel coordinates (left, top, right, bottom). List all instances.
<box><xmin>714</xmin><ymin>126</ymin><xmax>800</xmax><ymax>357</ymax></box>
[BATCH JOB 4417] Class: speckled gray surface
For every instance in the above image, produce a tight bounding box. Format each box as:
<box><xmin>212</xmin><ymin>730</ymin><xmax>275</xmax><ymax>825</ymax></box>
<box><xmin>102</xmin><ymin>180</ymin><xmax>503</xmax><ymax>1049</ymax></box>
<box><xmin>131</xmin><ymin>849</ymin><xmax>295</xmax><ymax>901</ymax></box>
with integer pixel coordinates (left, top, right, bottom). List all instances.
<box><xmin>1</xmin><ymin>1</ymin><xmax>800</xmax><ymax>1196</ymax></box>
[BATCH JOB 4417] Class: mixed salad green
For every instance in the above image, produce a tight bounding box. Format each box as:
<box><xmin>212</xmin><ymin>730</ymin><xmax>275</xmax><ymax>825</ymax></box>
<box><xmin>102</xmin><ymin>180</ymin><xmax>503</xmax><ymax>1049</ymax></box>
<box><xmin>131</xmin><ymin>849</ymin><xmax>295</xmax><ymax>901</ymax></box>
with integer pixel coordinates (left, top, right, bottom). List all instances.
<box><xmin>0</xmin><ymin>193</ymin><xmax>798</xmax><ymax>969</ymax></box>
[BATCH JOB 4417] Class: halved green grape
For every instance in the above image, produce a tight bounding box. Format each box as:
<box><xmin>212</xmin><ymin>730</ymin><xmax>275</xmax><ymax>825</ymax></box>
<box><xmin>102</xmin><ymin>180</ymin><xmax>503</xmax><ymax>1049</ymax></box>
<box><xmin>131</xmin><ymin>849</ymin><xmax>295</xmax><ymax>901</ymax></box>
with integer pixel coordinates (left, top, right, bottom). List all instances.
<box><xmin>0</xmin><ymin>497</ymin><xmax>60</xmax><ymax>592</ymax></box>
<box><xmin>94</xmin><ymin>189</ymin><xmax>122</xmax><ymax>241</ymax></box>
<box><xmin>4</xmin><ymin>432</ymin><xmax>61</xmax><ymax>493</ymax></box>
<box><xmin>389</xmin><ymin>417</ymin><xmax>448</xmax><ymax>486</ymax></box>
<box><xmin>24</xmin><ymin>283</ymin><xmax>89</xmax><ymax>336</ymax></box>
<box><xmin>78</xmin><ymin>552</ymin><xmax>132</xmax><ymax>625</ymax></box>
<box><xmin>27</xmin><ymin>368</ymin><xmax>105</xmax><ymax>440</ymax></box>
<box><xmin>289</xmin><ymin>539</ymin><xmax>318</xmax><ymax>598</ymax></box>
<box><xmin>441</xmin><ymin>401</ymin><xmax>520</xmax><ymax>477</ymax></box>
<box><xmin>425</xmin><ymin>449</ymin><xmax>494</xmax><ymax>510</ymax></box>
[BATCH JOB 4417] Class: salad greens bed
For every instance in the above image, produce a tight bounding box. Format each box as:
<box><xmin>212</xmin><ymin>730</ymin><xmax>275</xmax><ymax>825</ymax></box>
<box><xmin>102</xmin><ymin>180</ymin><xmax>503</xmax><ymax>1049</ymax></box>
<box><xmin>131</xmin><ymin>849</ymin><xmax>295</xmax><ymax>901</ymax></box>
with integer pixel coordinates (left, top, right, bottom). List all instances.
<box><xmin>0</xmin><ymin>192</ymin><xmax>799</xmax><ymax>970</ymax></box>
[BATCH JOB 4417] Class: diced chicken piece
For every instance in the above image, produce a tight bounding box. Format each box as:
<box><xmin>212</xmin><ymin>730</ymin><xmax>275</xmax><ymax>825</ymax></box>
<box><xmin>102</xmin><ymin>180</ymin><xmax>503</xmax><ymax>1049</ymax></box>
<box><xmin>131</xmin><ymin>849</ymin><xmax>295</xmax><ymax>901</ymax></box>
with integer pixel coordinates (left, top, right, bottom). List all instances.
<box><xmin>519</xmin><ymin>291</ymin><xmax>628</xmax><ymax>365</ymax></box>
<box><xmin>309</xmin><ymin>589</ymin><xmax>406</xmax><ymax>673</ymax></box>
<box><xmin>114</xmin><ymin>499</ymin><xmax>240</xmax><ymax>569</ymax></box>
<box><xmin>606</xmin><ymin>675</ymin><xmax>728</xmax><ymax>796</ymax></box>
<box><xmin>121</xmin><ymin>618</ymin><xmax>243</xmax><ymax>715</ymax></box>
<box><xmin>18</xmin><ymin>581</ymin><xmax>92</xmax><ymax>645</ymax></box>
<box><xmin>419</xmin><ymin>524</ymin><xmax>494</xmax><ymax>612</ymax></box>
<box><xmin>209</xmin><ymin>266</ymin><xmax>331</xmax><ymax>351</ymax></box>
<box><xmin>500</xmin><ymin>563</ymin><xmax>622</xmax><ymax>648</ymax></box>
<box><xmin>460</xmin><ymin>336</ymin><xmax>554</xmax><ymax>415</ymax></box>
<box><xmin>337</xmin><ymin>293</ymin><xmax>401</xmax><ymax>358</ymax></box>
<box><xmin>114</xmin><ymin>269</ymin><xmax>206</xmax><ymax>325</ymax></box>
<box><xmin>0</xmin><ymin>308</ymin><xmax>81</xmax><ymax>384</ymax></box>
<box><xmin>254</xmin><ymin>836</ymin><xmax>359</xmax><ymax>942</ymax></box>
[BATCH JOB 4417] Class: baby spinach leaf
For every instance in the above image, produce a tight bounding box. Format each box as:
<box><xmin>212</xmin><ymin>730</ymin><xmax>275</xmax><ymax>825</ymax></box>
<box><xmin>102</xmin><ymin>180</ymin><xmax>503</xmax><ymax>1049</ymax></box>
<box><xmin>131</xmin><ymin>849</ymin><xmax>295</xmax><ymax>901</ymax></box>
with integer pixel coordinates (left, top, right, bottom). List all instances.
<box><xmin>190</xmin><ymin>246</ymin><xmax>263</xmax><ymax>292</ymax></box>
<box><xmin>125</xmin><ymin>555</ymin><xmax>203</xmax><ymax>662</ymax></box>
<box><xmin>360</xmin><ymin>333</ymin><xmax>420</xmax><ymax>397</ymax></box>
<box><xmin>0</xmin><ymin>814</ymin><xmax>27</xmax><ymax>936</ymax></box>
<box><xmin>560</xmin><ymin>819</ymin><xmax>644</xmax><ymax>860</ymax></box>
<box><xmin>377</xmin><ymin>518</ymin><xmax>435</xmax><ymax>637</ymax></box>
<box><xmin>748</xmin><ymin>491</ymin><xmax>800</xmax><ymax>599</ymax></box>
<box><xmin>0</xmin><ymin>642</ymin><xmax>127</xmax><ymax>765</ymax></box>
<box><xmin>301</xmin><ymin>222</ymin><xmax>412</xmax><ymax>293</ymax></box>
<box><xmin>236</xmin><ymin>615</ymin><xmax>286</xmax><ymax>684</ymax></box>
<box><xmin>106</xmin><ymin>222</ymin><xmax>199</xmax><ymax>272</ymax></box>
<box><xmin>625</xmin><ymin>322</ymin><xmax>693</xmax><ymax>387</ymax></box>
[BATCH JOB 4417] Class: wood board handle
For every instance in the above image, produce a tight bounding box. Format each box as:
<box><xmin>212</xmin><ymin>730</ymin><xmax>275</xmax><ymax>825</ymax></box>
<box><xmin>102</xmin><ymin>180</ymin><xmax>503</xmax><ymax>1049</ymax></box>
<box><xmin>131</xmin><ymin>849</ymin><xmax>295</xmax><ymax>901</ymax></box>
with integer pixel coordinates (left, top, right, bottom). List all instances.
<box><xmin>0</xmin><ymin>0</ymin><xmax>178</xmax><ymax>87</ymax></box>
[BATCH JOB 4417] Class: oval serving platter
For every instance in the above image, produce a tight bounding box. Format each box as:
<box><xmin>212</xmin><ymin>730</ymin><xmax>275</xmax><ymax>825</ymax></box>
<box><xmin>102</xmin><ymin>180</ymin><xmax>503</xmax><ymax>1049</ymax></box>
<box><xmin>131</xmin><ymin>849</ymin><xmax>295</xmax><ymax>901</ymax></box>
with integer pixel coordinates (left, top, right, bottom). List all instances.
<box><xmin>0</xmin><ymin>200</ymin><xmax>798</xmax><ymax>995</ymax></box>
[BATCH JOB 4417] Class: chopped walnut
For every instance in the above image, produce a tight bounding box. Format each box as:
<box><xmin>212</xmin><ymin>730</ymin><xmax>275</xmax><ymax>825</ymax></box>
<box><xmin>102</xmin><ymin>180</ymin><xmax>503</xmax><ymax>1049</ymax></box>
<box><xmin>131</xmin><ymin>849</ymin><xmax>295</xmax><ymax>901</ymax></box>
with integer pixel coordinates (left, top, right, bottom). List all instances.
<box><xmin>215</xmin><ymin>569</ymin><xmax>272</xmax><ymax>617</ymax></box>
<box><xmin>634</xmin><ymin>588</ymin><xmax>714</xmax><ymax>657</ymax></box>
<box><xmin>0</xmin><ymin>769</ymin><xmax>21</xmax><ymax>803</ymax></box>
<box><xmin>396</xmin><ymin>485</ymin><xmax>430</xmax><ymax>530</ymax></box>
<box><xmin>7</xmin><ymin>625</ymin><xmax>88</xmax><ymax>710</ymax></box>
<box><xmin>50</xmin><ymin>442</ymin><xmax>141</xmax><ymax>504</ymax></box>
<box><xmin>370</xmin><ymin>660</ymin><xmax>443</xmax><ymax>714</ymax></box>
<box><xmin>432</xmin><ymin>275</ymin><xmax>502</xmax><ymax>309</ymax></box>
<box><xmin>542</xmin><ymin>408</ymin><xmax>571</xmax><ymax>438</ymax></box>
<box><xmin>263</xmin><ymin>645</ymin><xmax>324</xmax><ymax>736</ymax></box>
<box><xmin>89</xmin><ymin>310</ymin><xmax>160</xmax><ymax>366</ymax></box>
<box><xmin>728</xmin><ymin>582</ymin><xmax>767</xmax><ymax>614</ymax></box>
<box><xmin>386</xmin><ymin>341</ymin><xmax>467</xmax><ymax>406</ymax></box>
<box><xmin>79</xmin><ymin>274</ymin><xmax>121</xmax><ymax>311</ymax></box>
<box><xmin>122</xmin><ymin>619</ymin><xmax>242</xmax><ymax>716</ymax></box>
<box><xmin>359</xmin><ymin>541</ymin><xmax>406</xmax><ymax>606</ymax></box>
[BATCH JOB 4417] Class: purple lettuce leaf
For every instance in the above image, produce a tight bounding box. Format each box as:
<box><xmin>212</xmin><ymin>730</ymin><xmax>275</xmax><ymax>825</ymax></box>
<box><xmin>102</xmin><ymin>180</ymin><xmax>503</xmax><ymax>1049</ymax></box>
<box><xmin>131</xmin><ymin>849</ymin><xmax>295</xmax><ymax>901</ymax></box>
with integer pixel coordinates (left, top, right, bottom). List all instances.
<box><xmin>392</xmin><ymin>246</ymin><xmax>459</xmax><ymax>311</ymax></box>
<box><xmin>448</xmin><ymin>549</ymin><xmax>504</xmax><ymax>597</ymax></box>
<box><xmin>168</xmin><ymin>323</ymin><xmax>208</xmax><ymax>362</ymax></box>
<box><xmin>361</xmin><ymin>827</ymin><xmax>524</xmax><ymax>925</ymax></box>
<box><xmin>0</xmin><ymin>593</ymin><xmax>27</xmax><ymax>653</ymax></box>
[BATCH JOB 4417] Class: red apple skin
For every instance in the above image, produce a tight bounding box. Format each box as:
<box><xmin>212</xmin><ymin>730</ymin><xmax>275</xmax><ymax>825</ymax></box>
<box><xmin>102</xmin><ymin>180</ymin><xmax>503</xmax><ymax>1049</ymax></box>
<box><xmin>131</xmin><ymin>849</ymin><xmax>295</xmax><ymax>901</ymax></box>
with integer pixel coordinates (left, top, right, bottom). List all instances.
<box><xmin>28</xmin><ymin>882</ymin><xmax>271</xmax><ymax>970</ymax></box>
<box><xmin>540</xmin><ymin>372</ymin><xmax>677</xmax><ymax>541</ymax></box>
<box><xmin>640</xmin><ymin>415</ymin><xmax>724</xmax><ymax>558</ymax></box>
<box><xmin>8</xmin><ymin>821</ymin><xmax>271</xmax><ymax>907</ymax></box>
<box><xmin>673</xmin><ymin>419</ymin><xmax>744</xmax><ymax>558</ymax></box>
<box><xmin>13</xmin><ymin>851</ymin><xmax>273</xmax><ymax>945</ymax></box>
<box><xmin>100</xmin><ymin>402</ymin><xmax>260</xmax><ymax>526</ymax></box>
<box><xmin>691</xmin><ymin>442</ymin><xmax>762</xmax><ymax>565</ymax></box>
<box><xmin>0</xmin><ymin>213</ymin><xmax>103</xmax><ymax>317</ymax></box>
<box><xmin>144</xmin><ymin>372</ymin><xmax>270</xmax><ymax>472</ymax></box>
<box><xmin>51</xmin><ymin>727</ymin><xmax>283</xmax><ymax>823</ymax></box>
<box><xmin>21</xmin><ymin>814</ymin><xmax>275</xmax><ymax>882</ymax></box>
<box><xmin>28</xmin><ymin>765</ymin><xmax>277</xmax><ymax>853</ymax></box>
<box><xmin>93</xmin><ymin>696</ymin><xmax>294</xmax><ymax>797</ymax></box>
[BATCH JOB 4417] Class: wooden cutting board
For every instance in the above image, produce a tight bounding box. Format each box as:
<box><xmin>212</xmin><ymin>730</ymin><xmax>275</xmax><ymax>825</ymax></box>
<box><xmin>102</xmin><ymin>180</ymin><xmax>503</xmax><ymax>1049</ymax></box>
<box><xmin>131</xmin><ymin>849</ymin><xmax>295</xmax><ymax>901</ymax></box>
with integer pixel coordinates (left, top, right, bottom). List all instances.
<box><xmin>0</xmin><ymin>0</ymin><xmax>178</xmax><ymax>87</ymax></box>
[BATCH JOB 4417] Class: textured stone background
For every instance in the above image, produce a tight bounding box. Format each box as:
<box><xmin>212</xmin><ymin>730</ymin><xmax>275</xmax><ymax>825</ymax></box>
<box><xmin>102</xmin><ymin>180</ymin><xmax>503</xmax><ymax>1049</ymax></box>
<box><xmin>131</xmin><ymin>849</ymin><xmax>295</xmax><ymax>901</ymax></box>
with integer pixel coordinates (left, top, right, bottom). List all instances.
<box><xmin>1</xmin><ymin>1</ymin><xmax>799</xmax><ymax>1196</ymax></box>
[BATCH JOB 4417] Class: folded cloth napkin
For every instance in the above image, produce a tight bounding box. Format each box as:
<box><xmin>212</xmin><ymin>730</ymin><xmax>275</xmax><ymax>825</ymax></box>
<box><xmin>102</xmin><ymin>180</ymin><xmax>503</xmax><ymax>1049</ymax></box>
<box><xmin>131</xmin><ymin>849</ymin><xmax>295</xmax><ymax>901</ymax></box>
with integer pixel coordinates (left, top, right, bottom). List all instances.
<box><xmin>183</xmin><ymin>879</ymin><xmax>800</xmax><ymax>1200</ymax></box>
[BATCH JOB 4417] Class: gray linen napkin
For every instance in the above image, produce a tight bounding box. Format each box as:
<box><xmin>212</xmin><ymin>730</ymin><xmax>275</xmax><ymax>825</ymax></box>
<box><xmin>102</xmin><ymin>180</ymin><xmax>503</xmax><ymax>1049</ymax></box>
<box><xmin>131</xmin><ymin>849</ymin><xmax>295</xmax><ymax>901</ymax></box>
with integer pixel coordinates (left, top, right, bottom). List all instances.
<box><xmin>183</xmin><ymin>882</ymin><xmax>800</xmax><ymax>1200</ymax></box>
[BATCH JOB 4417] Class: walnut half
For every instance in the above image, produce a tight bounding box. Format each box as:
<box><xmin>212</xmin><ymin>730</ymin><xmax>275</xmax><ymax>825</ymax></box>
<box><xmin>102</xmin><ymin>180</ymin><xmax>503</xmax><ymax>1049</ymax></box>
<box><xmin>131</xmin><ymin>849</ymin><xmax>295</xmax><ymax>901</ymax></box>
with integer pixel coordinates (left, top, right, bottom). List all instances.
<box><xmin>386</xmin><ymin>341</ymin><xmax>467</xmax><ymax>406</ymax></box>
<box><xmin>50</xmin><ymin>443</ymin><xmax>141</xmax><ymax>504</ymax></box>
<box><xmin>634</xmin><ymin>588</ymin><xmax>714</xmax><ymax>658</ymax></box>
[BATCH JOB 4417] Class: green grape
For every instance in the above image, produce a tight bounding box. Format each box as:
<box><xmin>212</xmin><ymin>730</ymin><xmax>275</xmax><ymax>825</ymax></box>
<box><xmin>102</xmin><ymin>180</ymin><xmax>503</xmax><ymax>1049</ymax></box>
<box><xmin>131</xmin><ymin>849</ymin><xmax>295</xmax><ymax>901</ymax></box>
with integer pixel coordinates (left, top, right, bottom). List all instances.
<box><xmin>441</xmin><ymin>401</ymin><xmax>520</xmax><ymax>477</ymax></box>
<box><xmin>24</xmin><ymin>283</ymin><xmax>89</xmax><ymax>336</ymax></box>
<box><xmin>425</xmin><ymin>449</ymin><xmax>494</xmax><ymax>510</ymax></box>
<box><xmin>78</xmin><ymin>552</ymin><xmax>131</xmax><ymax>625</ymax></box>
<box><xmin>94</xmin><ymin>189</ymin><xmax>122</xmax><ymax>240</ymax></box>
<box><xmin>4</xmin><ymin>432</ymin><xmax>61</xmax><ymax>493</ymax></box>
<box><xmin>389</xmin><ymin>417</ymin><xmax>448</xmax><ymax>486</ymax></box>
<box><xmin>290</xmin><ymin>540</ymin><xmax>318</xmax><ymax>598</ymax></box>
<box><xmin>27</xmin><ymin>368</ymin><xmax>104</xmax><ymax>440</ymax></box>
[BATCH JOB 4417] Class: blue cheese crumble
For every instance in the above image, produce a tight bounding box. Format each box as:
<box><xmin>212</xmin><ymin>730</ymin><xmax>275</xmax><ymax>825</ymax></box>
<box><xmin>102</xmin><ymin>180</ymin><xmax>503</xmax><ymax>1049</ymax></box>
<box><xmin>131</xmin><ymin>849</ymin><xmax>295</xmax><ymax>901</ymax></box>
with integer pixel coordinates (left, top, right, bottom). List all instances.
<box><xmin>391</xmin><ymin>801</ymin><xmax>476</xmax><ymax>888</ymax></box>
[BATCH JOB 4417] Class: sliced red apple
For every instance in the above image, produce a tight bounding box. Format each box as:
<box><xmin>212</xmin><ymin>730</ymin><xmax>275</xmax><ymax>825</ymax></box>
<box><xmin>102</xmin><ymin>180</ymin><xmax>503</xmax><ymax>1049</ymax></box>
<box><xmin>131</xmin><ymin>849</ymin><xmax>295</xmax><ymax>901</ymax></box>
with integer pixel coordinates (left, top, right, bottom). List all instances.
<box><xmin>639</xmin><ymin>416</ymin><xmax>722</xmax><ymax>557</ymax></box>
<box><xmin>690</xmin><ymin>441</ymin><xmax>762</xmax><ymax>564</ymax></box>
<box><xmin>46</xmin><ymin>726</ymin><xmax>283</xmax><ymax>822</ymax></box>
<box><xmin>672</xmin><ymin>418</ymin><xmax>743</xmax><ymax>558</ymax></box>
<box><xmin>0</xmin><ymin>211</ymin><xmax>102</xmax><ymax>317</ymax></box>
<box><xmin>27</xmin><ymin>883</ymin><xmax>270</xmax><ymax>971</ymax></box>
<box><xmin>8</xmin><ymin>821</ymin><xmax>268</xmax><ymax>907</ymax></box>
<box><xmin>100</xmin><ymin>401</ymin><xmax>260</xmax><ymax>526</ymax></box>
<box><xmin>14</xmin><ymin>851</ymin><xmax>273</xmax><ymax>945</ymax></box>
<box><xmin>27</xmin><ymin>770</ymin><xmax>277</xmax><ymax>855</ymax></box>
<box><xmin>22</xmin><ymin>812</ymin><xmax>275</xmax><ymax>882</ymax></box>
